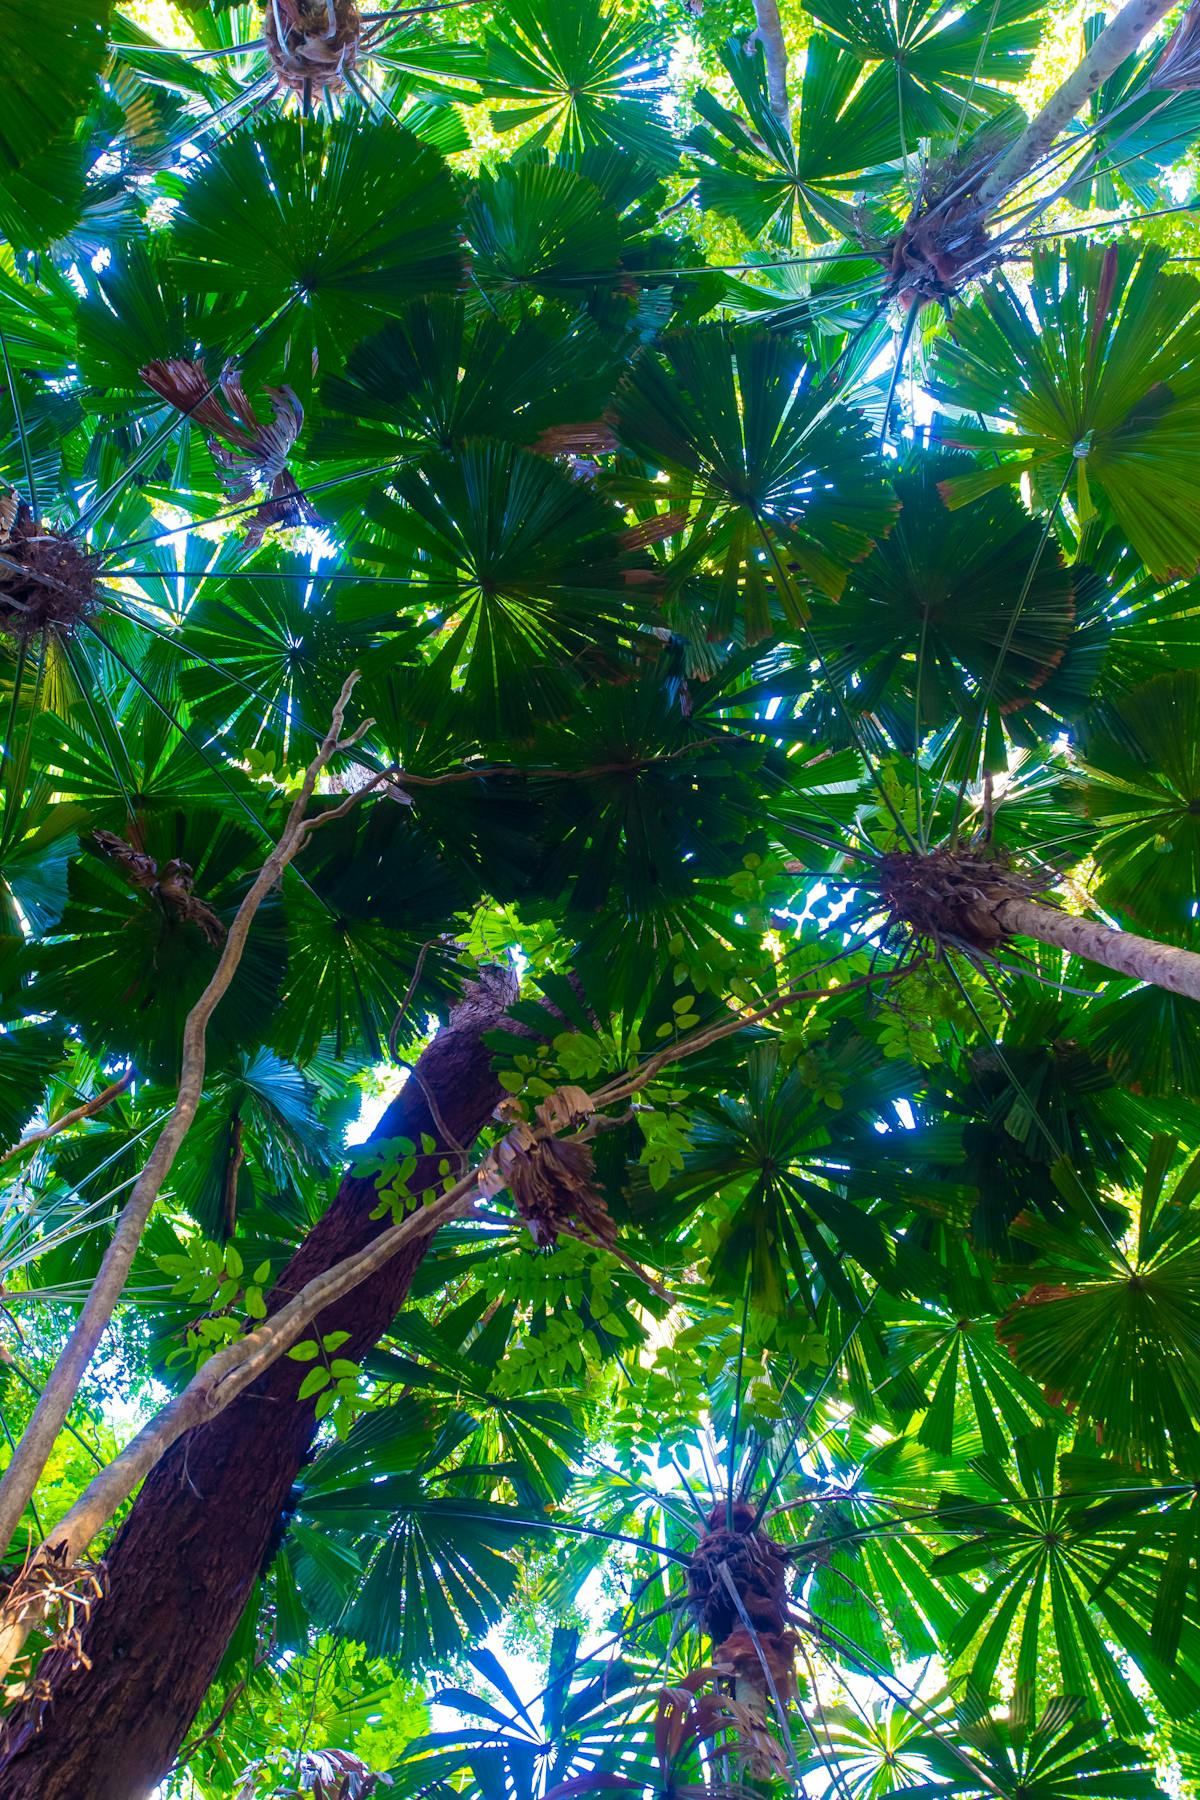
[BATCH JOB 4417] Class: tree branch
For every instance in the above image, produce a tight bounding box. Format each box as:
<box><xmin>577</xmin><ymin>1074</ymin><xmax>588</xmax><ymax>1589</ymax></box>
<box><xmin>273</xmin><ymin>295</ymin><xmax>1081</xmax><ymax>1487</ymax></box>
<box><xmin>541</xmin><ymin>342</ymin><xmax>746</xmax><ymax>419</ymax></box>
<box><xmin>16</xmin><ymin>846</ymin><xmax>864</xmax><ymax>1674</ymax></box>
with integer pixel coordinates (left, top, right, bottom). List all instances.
<box><xmin>0</xmin><ymin>674</ymin><xmax>372</xmax><ymax>1558</ymax></box>
<box><xmin>0</xmin><ymin>955</ymin><xmax>908</xmax><ymax>1684</ymax></box>
<box><xmin>0</xmin><ymin>1071</ymin><xmax>134</xmax><ymax>1169</ymax></box>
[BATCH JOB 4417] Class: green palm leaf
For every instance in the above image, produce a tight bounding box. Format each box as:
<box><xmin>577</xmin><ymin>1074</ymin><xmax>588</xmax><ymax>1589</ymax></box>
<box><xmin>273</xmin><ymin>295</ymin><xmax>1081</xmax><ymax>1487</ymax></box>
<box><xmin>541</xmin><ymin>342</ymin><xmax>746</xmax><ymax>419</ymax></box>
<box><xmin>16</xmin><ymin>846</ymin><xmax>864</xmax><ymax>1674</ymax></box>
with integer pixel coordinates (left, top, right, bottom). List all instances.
<box><xmin>295</xmin><ymin>1473</ymin><xmax>534</xmax><ymax>1668</ymax></box>
<box><xmin>1077</xmin><ymin>670</ymin><xmax>1200</xmax><ymax>931</ymax></box>
<box><xmin>998</xmin><ymin>1139</ymin><xmax>1200</xmax><ymax>1477</ymax></box>
<box><xmin>932</xmin><ymin>244</ymin><xmax>1200</xmax><ymax>581</ymax></box>
<box><xmin>480</xmin><ymin>0</ymin><xmax>676</xmax><ymax>168</ymax></box>
<box><xmin>170</xmin><ymin>116</ymin><xmax>463</xmax><ymax>384</ymax></box>
<box><xmin>0</xmin><ymin>0</ymin><xmax>109</xmax><ymax>175</ymax></box>
<box><xmin>885</xmin><ymin>1303</ymin><xmax>1058</xmax><ymax>1461</ymax></box>
<box><xmin>31</xmin><ymin>806</ymin><xmax>285</xmax><ymax>1078</ymax></box>
<box><xmin>905</xmin><ymin>1694</ymin><xmax>1166</xmax><ymax>1799</ymax></box>
<box><xmin>691</xmin><ymin>34</ymin><xmax>903</xmax><ymax>244</ymax></box>
<box><xmin>316</xmin><ymin>298</ymin><xmax>617</xmax><ymax>461</ymax></box>
<box><xmin>808</xmin><ymin>0</ymin><xmax>1042</xmax><ymax>135</ymax></box>
<box><xmin>340</xmin><ymin>441</ymin><xmax>639</xmax><ymax>738</ymax></box>
<box><xmin>465</xmin><ymin>160</ymin><xmax>622</xmax><ymax>295</ymax></box>
<box><xmin>932</xmin><ymin>1429</ymin><xmax>1200</xmax><ymax>1729</ymax></box>
<box><xmin>810</xmin><ymin>454</ymin><xmax>1079</xmax><ymax>732</ymax></box>
<box><xmin>612</xmin><ymin>324</ymin><xmax>896</xmax><ymax>630</ymax></box>
<box><xmin>1066</xmin><ymin>16</ymin><xmax>1200</xmax><ymax>212</ymax></box>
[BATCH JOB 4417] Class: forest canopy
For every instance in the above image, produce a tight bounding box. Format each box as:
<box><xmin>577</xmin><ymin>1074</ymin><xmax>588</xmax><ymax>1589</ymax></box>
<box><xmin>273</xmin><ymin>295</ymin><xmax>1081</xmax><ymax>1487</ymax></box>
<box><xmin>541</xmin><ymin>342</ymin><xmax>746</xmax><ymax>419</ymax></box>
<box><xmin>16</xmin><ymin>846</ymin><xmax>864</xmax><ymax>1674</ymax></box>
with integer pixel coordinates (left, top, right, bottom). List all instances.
<box><xmin>2</xmin><ymin>0</ymin><xmax>1200</xmax><ymax>1795</ymax></box>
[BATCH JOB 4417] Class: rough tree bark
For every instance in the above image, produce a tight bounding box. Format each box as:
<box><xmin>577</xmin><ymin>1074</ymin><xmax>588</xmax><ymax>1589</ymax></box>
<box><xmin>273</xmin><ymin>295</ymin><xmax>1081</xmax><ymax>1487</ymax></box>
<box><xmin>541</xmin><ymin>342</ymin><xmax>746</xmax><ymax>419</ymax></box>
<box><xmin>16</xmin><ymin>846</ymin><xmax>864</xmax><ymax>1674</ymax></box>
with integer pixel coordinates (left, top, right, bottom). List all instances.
<box><xmin>0</xmin><ymin>964</ymin><xmax>517</xmax><ymax>1800</ymax></box>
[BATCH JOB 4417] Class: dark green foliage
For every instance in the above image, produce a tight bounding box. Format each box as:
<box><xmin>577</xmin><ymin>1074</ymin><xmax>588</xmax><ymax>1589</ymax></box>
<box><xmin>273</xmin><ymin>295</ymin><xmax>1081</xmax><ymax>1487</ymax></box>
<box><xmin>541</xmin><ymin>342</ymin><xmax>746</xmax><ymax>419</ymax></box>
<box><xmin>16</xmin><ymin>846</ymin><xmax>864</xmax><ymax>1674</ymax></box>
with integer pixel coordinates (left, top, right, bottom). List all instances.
<box><xmin>3</xmin><ymin>3</ymin><xmax>1200</xmax><ymax>1796</ymax></box>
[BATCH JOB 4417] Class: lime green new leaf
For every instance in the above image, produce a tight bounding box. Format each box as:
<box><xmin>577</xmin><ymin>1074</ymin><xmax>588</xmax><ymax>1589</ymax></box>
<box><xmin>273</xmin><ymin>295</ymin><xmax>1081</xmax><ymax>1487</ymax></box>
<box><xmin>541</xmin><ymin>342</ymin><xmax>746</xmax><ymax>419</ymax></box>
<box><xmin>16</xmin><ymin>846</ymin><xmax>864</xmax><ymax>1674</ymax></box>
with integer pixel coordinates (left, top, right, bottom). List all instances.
<box><xmin>691</xmin><ymin>35</ymin><xmax>903</xmax><ymax>244</ymax></box>
<box><xmin>481</xmin><ymin>0</ymin><xmax>677</xmax><ymax>169</ymax></box>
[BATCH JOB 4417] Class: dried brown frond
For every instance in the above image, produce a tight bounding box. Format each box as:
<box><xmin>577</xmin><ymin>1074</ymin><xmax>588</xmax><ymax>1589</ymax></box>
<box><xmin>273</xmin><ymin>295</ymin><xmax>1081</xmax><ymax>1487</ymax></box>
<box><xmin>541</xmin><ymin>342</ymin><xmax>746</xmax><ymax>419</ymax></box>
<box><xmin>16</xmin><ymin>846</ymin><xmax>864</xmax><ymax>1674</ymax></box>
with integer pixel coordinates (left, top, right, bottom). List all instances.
<box><xmin>140</xmin><ymin>359</ymin><xmax>315</xmax><ymax>548</ymax></box>
<box><xmin>93</xmin><ymin>830</ymin><xmax>226</xmax><ymax>947</ymax></box>
<box><xmin>139</xmin><ymin>358</ymin><xmax>304</xmax><ymax>497</ymax></box>
<box><xmin>479</xmin><ymin>1086</ymin><xmax>618</xmax><ymax>1249</ymax></box>
<box><xmin>534</xmin><ymin>421</ymin><xmax>620</xmax><ymax>459</ymax></box>
<box><xmin>616</xmin><ymin>509</ymin><xmax>688</xmax><ymax>551</ymax></box>
<box><xmin>263</xmin><ymin>0</ymin><xmax>361</xmax><ymax>94</ymax></box>
<box><xmin>298</xmin><ymin>1745</ymin><xmax>382</xmax><ymax>1799</ymax></box>
<box><xmin>0</xmin><ymin>503</ymin><xmax>99</xmax><ymax>641</ymax></box>
<box><xmin>244</xmin><ymin>470</ymin><xmax>320</xmax><ymax>553</ymax></box>
<box><xmin>0</xmin><ymin>1542</ymin><xmax>104</xmax><ymax>1724</ymax></box>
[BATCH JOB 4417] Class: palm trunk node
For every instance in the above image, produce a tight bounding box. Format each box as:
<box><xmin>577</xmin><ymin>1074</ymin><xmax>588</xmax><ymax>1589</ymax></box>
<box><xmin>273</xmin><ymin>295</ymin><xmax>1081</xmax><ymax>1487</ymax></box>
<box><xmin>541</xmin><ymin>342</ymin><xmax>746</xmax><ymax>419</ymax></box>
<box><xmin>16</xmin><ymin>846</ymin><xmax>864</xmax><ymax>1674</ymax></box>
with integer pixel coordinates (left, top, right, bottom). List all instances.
<box><xmin>688</xmin><ymin>1501</ymin><xmax>797</xmax><ymax>1703</ymax></box>
<box><xmin>263</xmin><ymin>0</ymin><xmax>360</xmax><ymax>94</ymax></box>
<box><xmin>0</xmin><ymin>503</ymin><xmax>98</xmax><ymax>641</ymax></box>
<box><xmin>880</xmin><ymin>848</ymin><xmax>1200</xmax><ymax>1003</ymax></box>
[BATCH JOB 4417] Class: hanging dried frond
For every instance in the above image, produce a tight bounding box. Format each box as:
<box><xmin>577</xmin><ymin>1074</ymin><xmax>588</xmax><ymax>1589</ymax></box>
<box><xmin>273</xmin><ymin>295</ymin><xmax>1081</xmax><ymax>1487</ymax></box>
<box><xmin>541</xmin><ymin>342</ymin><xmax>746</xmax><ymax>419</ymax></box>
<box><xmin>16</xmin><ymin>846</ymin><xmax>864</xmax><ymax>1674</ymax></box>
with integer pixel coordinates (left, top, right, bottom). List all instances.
<box><xmin>616</xmin><ymin>509</ymin><xmax>689</xmax><ymax>551</ymax></box>
<box><xmin>263</xmin><ymin>0</ymin><xmax>361</xmax><ymax>95</ymax></box>
<box><xmin>93</xmin><ymin>830</ymin><xmax>226</xmax><ymax>947</ymax></box>
<box><xmin>140</xmin><ymin>359</ymin><xmax>316</xmax><ymax>546</ymax></box>
<box><xmin>652</xmin><ymin>1678</ymin><xmax>782</xmax><ymax>1795</ymax></box>
<box><xmin>877</xmin><ymin>846</ymin><xmax>1050</xmax><ymax>956</ymax></box>
<box><xmin>477</xmin><ymin>1086</ymin><xmax>617</xmax><ymax>1248</ymax></box>
<box><xmin>297</xmin><ymin>1746</ymin><xmax>383</xmax><ymax>1799</ymax></box>
<box><xmin>534</xmin><ymin>421</ymin><xmax>620</xmax><ymax>459</ymax></box>
<box><xmin>243</xmin><ymin>470</ymin><xmax>320</xmax><ymax>553</ymax></box>
<box><xmin>0</xmin><ymin>503</ymin><xmax>99</xmax><ymax>641</ymax></box>
<box><xmin>0</xmin><ymin>1542</ymin><xmax>104</xmax><ymax>1722</ymax></box>
<box><xmin>140</xmin><ymin>358</ymin><xmax>304</xmax><ymax>498</ymax></box>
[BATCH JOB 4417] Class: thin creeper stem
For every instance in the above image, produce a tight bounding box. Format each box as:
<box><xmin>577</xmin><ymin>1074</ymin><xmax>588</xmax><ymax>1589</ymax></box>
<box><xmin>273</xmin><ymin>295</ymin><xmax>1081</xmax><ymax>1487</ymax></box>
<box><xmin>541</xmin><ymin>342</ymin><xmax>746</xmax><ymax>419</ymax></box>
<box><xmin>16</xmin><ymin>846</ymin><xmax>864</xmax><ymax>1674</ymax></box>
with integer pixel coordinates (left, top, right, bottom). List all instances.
<box><xmin>0</xmin><ymin>674</ymin><xmax>371</xmax><ymax>1557</ymax></box>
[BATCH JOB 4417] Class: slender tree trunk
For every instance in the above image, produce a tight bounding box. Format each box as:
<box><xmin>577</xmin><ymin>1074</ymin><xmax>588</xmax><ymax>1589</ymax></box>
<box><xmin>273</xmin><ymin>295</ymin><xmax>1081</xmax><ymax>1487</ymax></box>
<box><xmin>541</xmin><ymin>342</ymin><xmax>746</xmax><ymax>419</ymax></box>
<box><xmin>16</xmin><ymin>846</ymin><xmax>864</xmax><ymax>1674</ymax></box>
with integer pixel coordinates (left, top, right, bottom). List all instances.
<box><xmin>985</xmin><ymin>896</ymin><xmax>1200</xmax><ymax>1002</ymax></box>
<box><xmin>0</xmin><ymin>966</ymin><xmax>516</xmax><ymax>1800</ymax></box>
<box><xmin>976</xmin><ymin>0</ymin><xmax>1179</xmax><ymax>206</ymax></box>
<box><xmin>751</xmin><ymin>0</ymin><xmax>790</xmax><ymax>125</ymax></box>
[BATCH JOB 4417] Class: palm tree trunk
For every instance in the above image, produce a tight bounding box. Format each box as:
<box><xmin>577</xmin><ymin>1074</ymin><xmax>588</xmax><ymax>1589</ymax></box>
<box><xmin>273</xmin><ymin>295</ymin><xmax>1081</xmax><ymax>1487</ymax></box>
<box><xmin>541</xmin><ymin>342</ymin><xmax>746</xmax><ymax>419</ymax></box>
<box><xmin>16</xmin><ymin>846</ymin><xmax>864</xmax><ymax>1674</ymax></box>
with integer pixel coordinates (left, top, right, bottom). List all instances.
<box><xmin>751</xmin><ymin>0</ymin><xmax>790</xmax><ymax>125</ymax></box>
<box><xmin>975</xmin><ymin>0</ymin><xmax>1179</xmax><ymax>206</ymax></box>
<box><xmin>0</xmin><ymin>966</ymin><xmax>516</xmax><ymax>1800</ymax></box>
<box><xmin>989</xmin><ymin>896</ymin><xmax>1200</xmax><ymax>1002</ymax></box>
